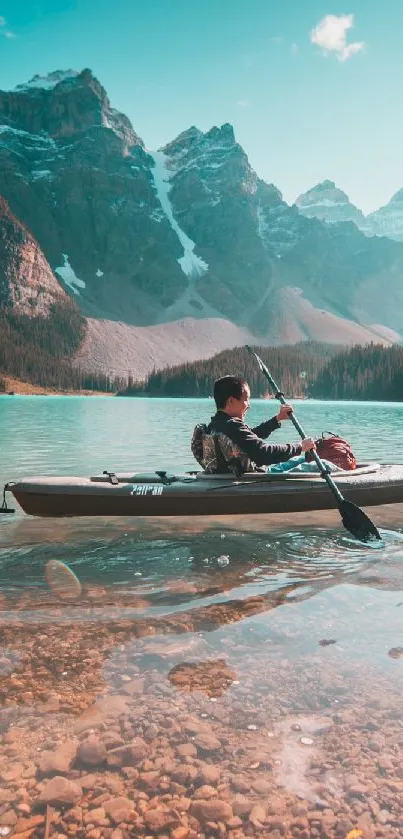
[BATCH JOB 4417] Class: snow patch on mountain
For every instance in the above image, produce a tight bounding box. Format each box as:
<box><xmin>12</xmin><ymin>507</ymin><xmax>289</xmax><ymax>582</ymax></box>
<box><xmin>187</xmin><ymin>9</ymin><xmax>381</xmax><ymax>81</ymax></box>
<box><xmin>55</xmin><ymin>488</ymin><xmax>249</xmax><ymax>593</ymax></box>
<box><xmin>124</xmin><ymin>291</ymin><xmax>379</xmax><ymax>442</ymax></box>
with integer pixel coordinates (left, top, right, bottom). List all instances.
<box><xmin>32</xmin><ymin>170</ymin><xmax>52</xmax><ymax>180</ymax></box>
<box><xmin>13</xmin><ymin>70</ymin><xmax>79</xmax><ymax>92</ymax></box>
<box><xmin>55</xmin><ymin>254</ymin><xmax>86</xmax><ymax>295</ymax></box>
<box><xmin>149</xmin><ymin>150</ymin><xmax>208</xmax><ymax>278</ymax></box>
<box><xmin>0</xmin><ymin>125</ymin><xmax>29</xmax><ymax>136</ymax></box>
<box><xmin>0</xmin><ymin>125</ymin><xmax>58</xmax><ymax>153</ymax></box>
<box><xmin>174</xmin><ymin>149</ymin><xmax>231</xmax><ymax>176</ymax></box>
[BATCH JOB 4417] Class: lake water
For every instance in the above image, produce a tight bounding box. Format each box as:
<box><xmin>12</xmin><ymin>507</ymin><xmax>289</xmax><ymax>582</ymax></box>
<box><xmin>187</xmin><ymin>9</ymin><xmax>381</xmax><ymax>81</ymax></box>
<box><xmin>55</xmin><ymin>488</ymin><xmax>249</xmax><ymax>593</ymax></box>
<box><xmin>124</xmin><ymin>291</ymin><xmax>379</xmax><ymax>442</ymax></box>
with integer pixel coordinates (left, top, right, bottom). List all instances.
<box><xmin>1</xmin><ymin>396</ymin><xmax>403</xmax><ymax>837</ymax></box>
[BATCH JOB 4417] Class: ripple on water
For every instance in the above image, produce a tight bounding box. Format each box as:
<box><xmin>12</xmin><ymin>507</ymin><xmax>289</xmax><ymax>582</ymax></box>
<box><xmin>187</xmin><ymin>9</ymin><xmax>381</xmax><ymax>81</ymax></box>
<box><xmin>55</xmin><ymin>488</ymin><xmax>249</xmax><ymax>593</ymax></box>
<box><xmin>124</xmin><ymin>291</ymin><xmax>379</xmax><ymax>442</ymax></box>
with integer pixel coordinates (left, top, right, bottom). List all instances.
<box><xmin>0</xmin><ymin>523</ymin><xmax>401</xmax><ymax>618</ymax></box>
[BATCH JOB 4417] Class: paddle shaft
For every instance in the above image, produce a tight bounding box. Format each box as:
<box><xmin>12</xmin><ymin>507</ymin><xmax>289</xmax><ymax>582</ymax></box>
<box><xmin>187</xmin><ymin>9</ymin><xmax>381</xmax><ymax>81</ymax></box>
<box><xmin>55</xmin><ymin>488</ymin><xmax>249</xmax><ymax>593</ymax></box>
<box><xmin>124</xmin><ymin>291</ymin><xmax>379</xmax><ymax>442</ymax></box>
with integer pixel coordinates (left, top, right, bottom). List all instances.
<box><xmin>246</xmin><ymin>346</ymin><xmax>381</xmax><ymax>541</ymax></box>
<box><xmin>249</xmin><ymin>350</ymin><xmax>345</xmax><ymax>504</ymax></box>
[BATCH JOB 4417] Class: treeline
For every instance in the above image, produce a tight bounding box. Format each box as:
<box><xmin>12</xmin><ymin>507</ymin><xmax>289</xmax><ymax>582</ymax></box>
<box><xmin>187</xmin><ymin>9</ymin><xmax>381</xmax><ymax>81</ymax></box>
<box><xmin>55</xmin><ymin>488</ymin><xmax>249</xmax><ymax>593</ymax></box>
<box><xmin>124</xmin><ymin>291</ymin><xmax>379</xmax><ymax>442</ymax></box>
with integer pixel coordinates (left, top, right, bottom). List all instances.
<box><xmin>311</xmin><ymin>343</ymin><xmax>403</xmax><ymax>400</ymax></box>
<box><xmin>118</xmin><ymin>342</ymin><xmax>341</xmax><ymax>398</ymax></box>
<box><xmin>0</xmin><ymin>302</ymin><xmax>124</xmax><ymax>392</ymax></box>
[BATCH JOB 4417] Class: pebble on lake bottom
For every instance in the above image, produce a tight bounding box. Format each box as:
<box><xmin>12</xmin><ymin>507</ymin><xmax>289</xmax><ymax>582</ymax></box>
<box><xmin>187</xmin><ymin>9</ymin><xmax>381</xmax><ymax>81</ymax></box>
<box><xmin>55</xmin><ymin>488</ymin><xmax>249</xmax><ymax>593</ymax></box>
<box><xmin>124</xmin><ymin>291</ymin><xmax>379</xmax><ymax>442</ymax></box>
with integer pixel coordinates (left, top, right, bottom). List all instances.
<box><xmin>44</xmin><ymin>560</ymin><xmax>82</xmax><ymax>600</ymax></box>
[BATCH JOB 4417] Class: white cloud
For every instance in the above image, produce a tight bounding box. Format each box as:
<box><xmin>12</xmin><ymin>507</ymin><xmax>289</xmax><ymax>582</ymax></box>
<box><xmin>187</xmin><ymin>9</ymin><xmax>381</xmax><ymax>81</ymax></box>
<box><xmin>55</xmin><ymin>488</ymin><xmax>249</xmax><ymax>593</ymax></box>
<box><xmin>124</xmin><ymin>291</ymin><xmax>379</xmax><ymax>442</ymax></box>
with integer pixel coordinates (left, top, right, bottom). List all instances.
<box><xmin>291</xmin><ymin>42</ymin><xmax>299</xmax><ymax>55</ymax></box>
<box><xmin>310</xmin><ymin>14</ymin><xmax>365</xmax><ymax>62</ymax></box>
<box><xmin>236</xmin><ymin>99</ymin><xmax>248</xmax><ymax>108</ymax></box>
<box><xmin>0</xmin><ymin>15</ymin><xmax>15</xmax><ymax>37</ymax></box>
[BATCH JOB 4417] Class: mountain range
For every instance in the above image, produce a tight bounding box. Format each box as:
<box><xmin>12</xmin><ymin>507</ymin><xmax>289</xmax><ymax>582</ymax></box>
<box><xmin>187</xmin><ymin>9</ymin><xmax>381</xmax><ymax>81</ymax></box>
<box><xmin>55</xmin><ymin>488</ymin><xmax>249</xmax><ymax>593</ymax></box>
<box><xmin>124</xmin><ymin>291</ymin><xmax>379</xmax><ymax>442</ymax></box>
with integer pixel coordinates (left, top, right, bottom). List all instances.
<box><xmin>296</xmin><ymin>180</ymin><xmax>403</xmax><ymax>242</ymax></box>
<box><xmin>0</xmin><ymin>69</ymin><xmax>402</xmax><ymax>381</ymax></box>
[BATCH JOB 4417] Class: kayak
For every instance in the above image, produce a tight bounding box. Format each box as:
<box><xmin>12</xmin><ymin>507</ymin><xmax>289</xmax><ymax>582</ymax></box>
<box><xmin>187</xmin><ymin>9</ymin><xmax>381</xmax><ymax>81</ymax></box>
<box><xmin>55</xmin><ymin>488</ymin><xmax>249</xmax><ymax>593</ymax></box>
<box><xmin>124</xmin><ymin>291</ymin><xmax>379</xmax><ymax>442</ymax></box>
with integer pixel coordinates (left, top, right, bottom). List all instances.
<box><xmin>5</xmin><ymin>463</ymin><xmax>403</xmax><ymax>518</ymax></box>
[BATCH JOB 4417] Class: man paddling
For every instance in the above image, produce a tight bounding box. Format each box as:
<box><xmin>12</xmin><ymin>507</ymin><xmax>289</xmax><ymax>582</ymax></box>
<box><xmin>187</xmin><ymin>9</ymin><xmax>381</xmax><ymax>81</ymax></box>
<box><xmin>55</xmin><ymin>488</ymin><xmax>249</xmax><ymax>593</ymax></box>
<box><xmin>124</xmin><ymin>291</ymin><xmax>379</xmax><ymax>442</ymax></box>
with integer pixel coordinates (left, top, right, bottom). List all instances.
<box><xmin>192</xmin><ymin>375</ymin><xmax>316</xmax><ymax>474</ymax></box>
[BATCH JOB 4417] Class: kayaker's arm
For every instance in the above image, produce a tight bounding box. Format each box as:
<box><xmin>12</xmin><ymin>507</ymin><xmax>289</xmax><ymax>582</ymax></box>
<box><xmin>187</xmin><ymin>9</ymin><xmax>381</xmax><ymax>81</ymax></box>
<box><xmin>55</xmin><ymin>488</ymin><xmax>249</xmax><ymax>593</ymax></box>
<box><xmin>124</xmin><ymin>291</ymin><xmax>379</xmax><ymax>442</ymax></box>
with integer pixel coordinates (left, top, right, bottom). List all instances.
<box><xmin>251</xmin><ymin>415</ymin><xmax>281</xmax><ymax>438</ymax></box>
<box><xmin>251</xmin><ymin>405</ymin><xmax>294</xmax><ymax>438</ymax></box>
<box><xmin>224</xmin><ymin>418</ymin><xmax>303</xmax><ymax>466</ymax></box>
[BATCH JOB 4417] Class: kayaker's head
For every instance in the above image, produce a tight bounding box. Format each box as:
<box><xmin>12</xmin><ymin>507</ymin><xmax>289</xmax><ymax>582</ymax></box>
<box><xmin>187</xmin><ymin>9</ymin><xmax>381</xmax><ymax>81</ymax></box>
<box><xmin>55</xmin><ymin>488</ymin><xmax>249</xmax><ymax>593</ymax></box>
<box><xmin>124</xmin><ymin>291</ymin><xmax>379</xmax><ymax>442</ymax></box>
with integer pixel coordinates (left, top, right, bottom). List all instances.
<box><xmin>214</xmin><ymin>376</ymin><xmax>251</xmax><ymax>420</ymax></box>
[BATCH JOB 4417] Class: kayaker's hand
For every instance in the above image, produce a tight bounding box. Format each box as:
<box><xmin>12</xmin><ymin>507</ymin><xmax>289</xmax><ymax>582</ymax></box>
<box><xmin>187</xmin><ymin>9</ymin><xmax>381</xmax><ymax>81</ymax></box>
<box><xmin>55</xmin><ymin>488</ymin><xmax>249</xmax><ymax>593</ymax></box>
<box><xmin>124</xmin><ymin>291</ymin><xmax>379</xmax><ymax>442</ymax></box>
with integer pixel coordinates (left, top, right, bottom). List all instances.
<box><xmin>276</xmin><ymin>404</ymin><xmax>293</xmax><ymax>423</ymax></box>
<box><xmin>301</xmin><ymin>437</ymin><xmax>316</xmax><ymax>452</ymax></box>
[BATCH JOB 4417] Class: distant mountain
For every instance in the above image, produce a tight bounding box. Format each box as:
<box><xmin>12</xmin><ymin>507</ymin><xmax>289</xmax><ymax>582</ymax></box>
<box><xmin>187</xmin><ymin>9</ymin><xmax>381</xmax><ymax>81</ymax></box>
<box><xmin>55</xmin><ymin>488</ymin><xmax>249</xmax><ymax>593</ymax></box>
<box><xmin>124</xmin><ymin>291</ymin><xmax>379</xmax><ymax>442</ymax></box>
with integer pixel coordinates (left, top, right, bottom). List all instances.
<box><xmin>368</xmin><ymin>189</ymin><xmax>403</xmax><ymax>243</ymax></box>
<box><xmin>0</xmin><ymin>69</ymin><xmax>402</xmax><ymax>383</ymax></box>
<box><xmin>297</xmin><ymin>180</ymin><xmax>403</xmax><ymax>244</ymax></box>
<box><xmin>296</xmin><ymin>180</ymin><xmax>369</xmax><ymax>231</ymax></box>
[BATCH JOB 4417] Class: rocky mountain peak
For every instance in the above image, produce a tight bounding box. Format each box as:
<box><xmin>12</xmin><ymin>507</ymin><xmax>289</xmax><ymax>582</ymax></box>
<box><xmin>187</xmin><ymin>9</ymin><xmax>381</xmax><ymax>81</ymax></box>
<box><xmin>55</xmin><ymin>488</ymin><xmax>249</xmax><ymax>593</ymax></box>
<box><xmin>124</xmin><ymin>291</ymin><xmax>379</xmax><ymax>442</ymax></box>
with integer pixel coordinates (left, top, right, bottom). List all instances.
<box><xmin>0</xmin><ymin>68</ymin><xmax>143</xmax><ymax>149</ymax></box>
<box><xmin>162</xmin><ymin>126</ymin><xmax>203</xmax><ymax>156</ymax></box>
<box><xmin>13</xmin><ymin>69</ymin><xmax>80</xmax><ymax>91</ymax></box>
<box><xmin>205</xmin><ymin>122</ymin><xmax>235</xmax><ymax>145</ymax></box>
<box><xmin>297</xmin><ymin>181</ymin><xmax>403</xmax><ymax>242</ymax></box>
<box><xmin>296</xmin><ymin>179</ymin><xmax>368</xmax><ymax>231</ymax></box>
<box><xmin>296</xmin><ymin>180</ymin><xmax>350</xmax><ymax>208</ymax></box>
<box><xmin>162</xmin><ymin>122</ymin><xmax>236</xmax><ymax>161</ymax></box>
<box><xmin>160</xmin><ymin>123</ymin><xmax>244</xmax><ymax>202</ymax></box>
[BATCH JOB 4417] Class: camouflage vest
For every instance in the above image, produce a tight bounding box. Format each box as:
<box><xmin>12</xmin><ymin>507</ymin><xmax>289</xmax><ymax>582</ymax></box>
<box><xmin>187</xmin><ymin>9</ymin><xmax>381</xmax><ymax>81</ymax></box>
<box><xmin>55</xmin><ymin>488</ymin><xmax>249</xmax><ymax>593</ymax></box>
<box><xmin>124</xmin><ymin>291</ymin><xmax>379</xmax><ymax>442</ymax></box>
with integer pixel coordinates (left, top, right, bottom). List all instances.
<box><xmin>191</xmin><ymin>424</ymin><xmax>252</xmax><ymax>475</ymax></box>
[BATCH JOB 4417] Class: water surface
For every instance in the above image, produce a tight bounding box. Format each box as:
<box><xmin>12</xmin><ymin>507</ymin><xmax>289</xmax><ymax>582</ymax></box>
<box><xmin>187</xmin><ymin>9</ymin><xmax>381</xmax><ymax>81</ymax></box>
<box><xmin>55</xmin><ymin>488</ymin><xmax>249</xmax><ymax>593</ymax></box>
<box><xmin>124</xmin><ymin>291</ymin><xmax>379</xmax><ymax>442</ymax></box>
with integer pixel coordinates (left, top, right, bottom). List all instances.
<box><xmin>1</xmin><ymin>397</ymin><xmax>403</xmax><ymax>837</ymax></box>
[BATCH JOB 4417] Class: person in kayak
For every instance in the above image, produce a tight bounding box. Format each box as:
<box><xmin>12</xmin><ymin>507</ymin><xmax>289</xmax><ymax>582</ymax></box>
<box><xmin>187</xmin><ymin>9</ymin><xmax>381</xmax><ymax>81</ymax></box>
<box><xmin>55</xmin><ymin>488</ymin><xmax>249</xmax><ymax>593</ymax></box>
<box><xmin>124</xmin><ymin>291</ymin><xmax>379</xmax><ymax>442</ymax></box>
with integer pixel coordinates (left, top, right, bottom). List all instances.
<box><xmin>191</xmin><ymin>375</ymin><xmax>316</xmax><ymax>474</ymax></box>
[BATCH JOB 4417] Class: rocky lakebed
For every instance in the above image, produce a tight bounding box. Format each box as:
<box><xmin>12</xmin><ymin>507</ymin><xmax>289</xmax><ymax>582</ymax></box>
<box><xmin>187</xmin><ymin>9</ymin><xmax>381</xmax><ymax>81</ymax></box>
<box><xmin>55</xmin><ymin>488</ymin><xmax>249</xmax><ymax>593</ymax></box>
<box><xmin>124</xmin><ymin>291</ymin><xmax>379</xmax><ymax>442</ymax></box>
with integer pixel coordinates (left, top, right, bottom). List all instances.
<box><xmin>1</xmin><ymin>522</ymin><xmax>403</xmax><ymax>839</ymax></box>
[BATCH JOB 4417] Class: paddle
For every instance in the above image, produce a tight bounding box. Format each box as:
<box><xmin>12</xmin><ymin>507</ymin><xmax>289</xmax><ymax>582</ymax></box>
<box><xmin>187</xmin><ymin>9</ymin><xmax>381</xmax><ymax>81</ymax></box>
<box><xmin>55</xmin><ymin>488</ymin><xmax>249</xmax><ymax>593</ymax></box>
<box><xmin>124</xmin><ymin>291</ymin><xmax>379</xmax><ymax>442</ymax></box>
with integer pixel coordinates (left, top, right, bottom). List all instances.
<box><xmin>246</xmin><ymin>346</ymin><xmax>381</xmax><ymax>542</ymax></box>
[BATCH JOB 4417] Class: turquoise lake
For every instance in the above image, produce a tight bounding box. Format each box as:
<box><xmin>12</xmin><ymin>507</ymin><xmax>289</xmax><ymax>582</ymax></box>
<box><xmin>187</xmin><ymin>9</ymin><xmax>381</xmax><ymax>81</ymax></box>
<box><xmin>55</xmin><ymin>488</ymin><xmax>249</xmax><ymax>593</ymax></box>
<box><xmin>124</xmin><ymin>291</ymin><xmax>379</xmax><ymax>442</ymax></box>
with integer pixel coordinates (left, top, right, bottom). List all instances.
<box><xmin>1</xmin><ymin>396</ymin><xmax>403</xmax><ymax>836</ymax></box>
<box><xmin>1</xmin><ymin>394</ymin><xmax>403</xmax><ymax>483</ymax></box>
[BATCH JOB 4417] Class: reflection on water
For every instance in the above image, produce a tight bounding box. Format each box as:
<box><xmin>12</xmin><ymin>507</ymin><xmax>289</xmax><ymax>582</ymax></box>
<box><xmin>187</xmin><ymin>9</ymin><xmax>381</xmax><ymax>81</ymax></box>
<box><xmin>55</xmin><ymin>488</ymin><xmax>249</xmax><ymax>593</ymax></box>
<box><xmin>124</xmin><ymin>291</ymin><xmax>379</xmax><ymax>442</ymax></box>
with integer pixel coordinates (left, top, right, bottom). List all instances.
<box><xmin>1</xmin><ymin>520</ymin><xmax>403</xmax><ymax>837</ymax></box>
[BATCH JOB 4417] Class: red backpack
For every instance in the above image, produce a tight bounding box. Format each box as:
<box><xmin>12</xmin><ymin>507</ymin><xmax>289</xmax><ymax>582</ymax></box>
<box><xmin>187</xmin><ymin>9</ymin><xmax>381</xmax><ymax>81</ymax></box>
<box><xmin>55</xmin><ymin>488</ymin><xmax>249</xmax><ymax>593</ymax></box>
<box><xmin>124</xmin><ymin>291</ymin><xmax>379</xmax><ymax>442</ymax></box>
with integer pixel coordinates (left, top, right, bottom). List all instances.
<box><xmin>306</xmin><ymin>431</ymin><xmax>357</xmax><ymax>471</ymax></box>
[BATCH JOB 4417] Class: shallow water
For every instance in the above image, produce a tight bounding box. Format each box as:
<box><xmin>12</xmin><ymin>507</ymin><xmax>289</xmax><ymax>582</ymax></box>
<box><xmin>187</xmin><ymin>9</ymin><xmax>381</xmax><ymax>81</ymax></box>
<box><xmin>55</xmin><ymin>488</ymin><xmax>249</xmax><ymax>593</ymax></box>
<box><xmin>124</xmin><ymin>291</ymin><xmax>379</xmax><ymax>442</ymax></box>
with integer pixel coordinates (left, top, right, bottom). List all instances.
<box><xmin>1</xmin><ymin>397</ymin><xmax>403</xmax><ymax>836</ymax></box>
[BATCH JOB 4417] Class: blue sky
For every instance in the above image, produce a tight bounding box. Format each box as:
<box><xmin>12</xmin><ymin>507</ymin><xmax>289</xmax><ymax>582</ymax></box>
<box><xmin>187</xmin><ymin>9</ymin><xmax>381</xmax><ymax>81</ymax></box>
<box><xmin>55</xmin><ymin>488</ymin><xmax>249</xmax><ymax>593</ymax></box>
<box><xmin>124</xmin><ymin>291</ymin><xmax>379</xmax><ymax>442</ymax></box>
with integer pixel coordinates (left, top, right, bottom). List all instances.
<box><xmin>0</xmin><ymin>0</ymin><xmax>402</xmax><ymax>212</ymax></box>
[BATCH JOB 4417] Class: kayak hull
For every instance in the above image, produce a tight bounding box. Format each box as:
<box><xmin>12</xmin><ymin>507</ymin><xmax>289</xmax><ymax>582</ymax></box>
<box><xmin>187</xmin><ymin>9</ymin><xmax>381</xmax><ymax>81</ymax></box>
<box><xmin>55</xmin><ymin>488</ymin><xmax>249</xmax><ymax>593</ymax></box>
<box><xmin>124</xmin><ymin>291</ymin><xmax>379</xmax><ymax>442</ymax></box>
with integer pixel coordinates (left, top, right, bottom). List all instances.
<box><xmin>8</xmin><ymin>464</ymin><xmax>403</xmax><ymax>518</ymax></box>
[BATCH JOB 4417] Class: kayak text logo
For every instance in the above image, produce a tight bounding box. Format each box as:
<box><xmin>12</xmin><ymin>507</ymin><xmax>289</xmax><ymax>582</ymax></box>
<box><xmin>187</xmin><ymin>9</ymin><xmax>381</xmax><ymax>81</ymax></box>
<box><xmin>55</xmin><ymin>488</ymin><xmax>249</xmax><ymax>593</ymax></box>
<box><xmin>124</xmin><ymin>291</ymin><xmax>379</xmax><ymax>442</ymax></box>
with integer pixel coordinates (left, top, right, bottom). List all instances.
<box><xmin>132</xmin><ymin>485</ymin><xmax>164</xmax><ymax>496</ymax></box>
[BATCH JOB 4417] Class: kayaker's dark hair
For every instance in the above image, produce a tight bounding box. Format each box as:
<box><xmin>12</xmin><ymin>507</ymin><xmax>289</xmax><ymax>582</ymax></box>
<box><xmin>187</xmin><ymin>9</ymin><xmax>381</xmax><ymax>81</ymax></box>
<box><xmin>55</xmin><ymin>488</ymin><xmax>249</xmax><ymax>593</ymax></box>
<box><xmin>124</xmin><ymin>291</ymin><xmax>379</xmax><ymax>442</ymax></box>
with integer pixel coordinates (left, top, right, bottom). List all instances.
<box><xmin>213</xmin><ymin>376</ymin><xmax>248</xmax><ymax>409</ymax></box>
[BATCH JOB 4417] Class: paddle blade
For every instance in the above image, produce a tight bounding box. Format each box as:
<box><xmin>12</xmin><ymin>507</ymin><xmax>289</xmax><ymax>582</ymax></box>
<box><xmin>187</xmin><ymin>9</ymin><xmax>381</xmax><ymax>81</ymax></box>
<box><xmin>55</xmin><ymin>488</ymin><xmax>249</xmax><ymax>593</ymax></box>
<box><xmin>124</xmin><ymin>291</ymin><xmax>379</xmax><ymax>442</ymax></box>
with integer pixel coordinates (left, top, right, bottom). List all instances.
<box><xmin>339</xmin><ymin>499</ymin><xmax>381</xmax><ymax>542</ymax></box>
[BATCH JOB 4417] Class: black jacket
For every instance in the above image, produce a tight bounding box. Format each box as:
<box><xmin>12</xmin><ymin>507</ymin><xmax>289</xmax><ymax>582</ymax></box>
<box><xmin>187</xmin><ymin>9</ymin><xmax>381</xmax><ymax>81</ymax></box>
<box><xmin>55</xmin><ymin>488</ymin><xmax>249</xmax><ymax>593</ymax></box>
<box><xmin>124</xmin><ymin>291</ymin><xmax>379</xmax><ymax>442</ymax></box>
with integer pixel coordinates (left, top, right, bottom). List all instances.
<box><xmin>206</xmin><ymin>411</ymin><xmax>302</xmax><ymax>467</ymax></box>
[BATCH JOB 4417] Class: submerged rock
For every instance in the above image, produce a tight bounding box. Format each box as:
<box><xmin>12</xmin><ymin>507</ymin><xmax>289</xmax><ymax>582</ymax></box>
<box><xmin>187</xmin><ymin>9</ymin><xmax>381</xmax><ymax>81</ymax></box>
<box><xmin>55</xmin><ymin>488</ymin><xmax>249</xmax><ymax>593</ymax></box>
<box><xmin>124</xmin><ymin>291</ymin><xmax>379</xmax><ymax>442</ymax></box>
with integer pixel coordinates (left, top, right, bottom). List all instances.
<box><xmin>38</xmin><ymin>776</ymin><xmax>81</xmax><ymax>806</ymax></box>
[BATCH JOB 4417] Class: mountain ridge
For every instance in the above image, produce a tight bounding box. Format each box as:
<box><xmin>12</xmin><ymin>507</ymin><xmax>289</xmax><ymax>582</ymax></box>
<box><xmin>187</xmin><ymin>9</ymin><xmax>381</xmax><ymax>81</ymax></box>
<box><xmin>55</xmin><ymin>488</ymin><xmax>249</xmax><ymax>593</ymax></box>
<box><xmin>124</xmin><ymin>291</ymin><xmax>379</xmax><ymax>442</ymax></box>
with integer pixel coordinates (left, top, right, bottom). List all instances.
<box><xmin>0</xmin><ymin>68</ymin><xmax>402</xmax><ymax>383</ymax></box>
<box><xmin>296</xmin><ymin>180</ymin><xmax>403</xmax><ymax>243</ymax></box>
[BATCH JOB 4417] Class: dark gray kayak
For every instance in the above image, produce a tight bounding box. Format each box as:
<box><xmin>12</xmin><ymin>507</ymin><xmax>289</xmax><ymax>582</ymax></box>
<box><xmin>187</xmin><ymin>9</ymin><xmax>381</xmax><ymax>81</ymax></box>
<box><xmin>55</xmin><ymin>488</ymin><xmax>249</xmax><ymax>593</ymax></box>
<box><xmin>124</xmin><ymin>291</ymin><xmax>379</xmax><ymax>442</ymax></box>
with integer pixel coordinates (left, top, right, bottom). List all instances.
<box><xmin>5</xmin><ymin>463</ymin><xmax>403</xmax><ymax>517</ymax></box>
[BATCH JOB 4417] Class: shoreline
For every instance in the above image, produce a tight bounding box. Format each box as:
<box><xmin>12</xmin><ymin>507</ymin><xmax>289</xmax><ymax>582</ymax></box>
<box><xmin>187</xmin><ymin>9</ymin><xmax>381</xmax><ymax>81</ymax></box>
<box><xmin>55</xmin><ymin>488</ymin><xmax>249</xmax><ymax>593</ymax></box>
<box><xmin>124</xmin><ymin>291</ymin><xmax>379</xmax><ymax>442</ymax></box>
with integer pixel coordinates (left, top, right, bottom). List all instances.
<box><xmin>0</xmin><ymin>376</ymin><xmax>115</xmax><ymax>396</ymax></box>
<box><xmin>2</xmin><ymin>378</ymin><xmax>402</xmax><ymax>403</ymax></box>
